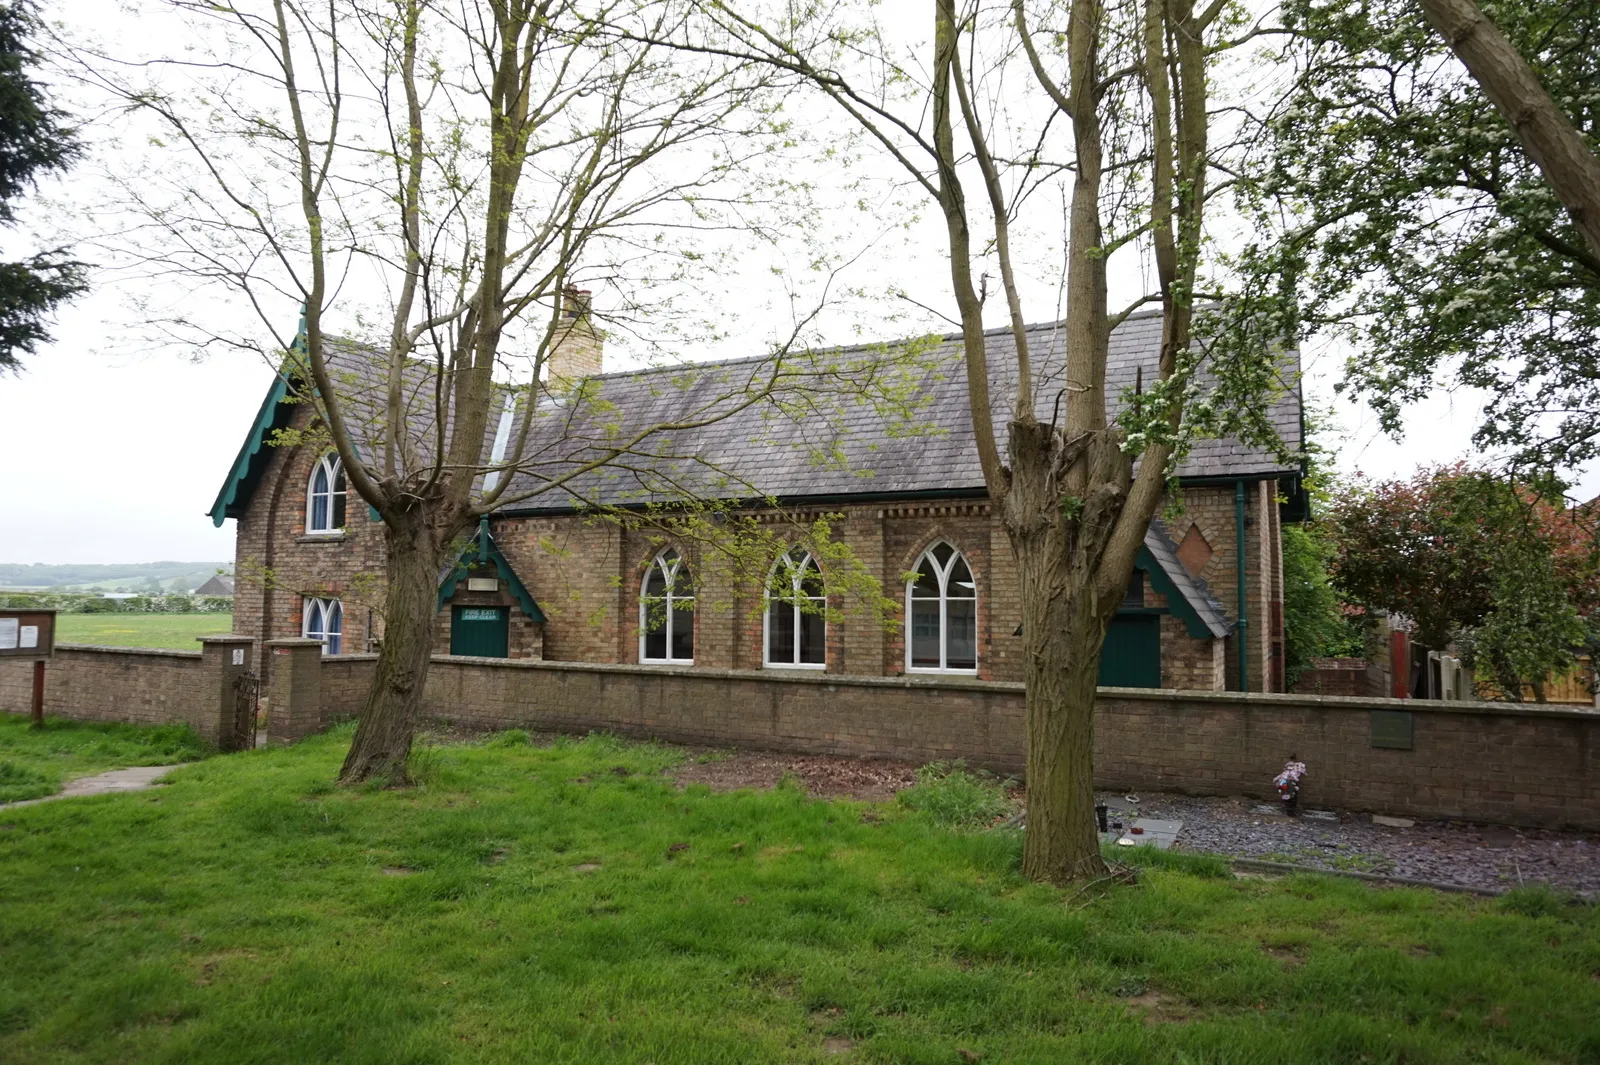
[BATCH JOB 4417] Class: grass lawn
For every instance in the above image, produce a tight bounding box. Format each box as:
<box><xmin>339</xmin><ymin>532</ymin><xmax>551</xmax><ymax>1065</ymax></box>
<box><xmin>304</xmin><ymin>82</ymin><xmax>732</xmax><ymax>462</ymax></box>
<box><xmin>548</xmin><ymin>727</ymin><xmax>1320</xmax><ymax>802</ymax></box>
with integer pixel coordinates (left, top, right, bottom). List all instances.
<box><xmin>1</xmin><ymin>726</ymin><xmax>1596</xmax><ymax>1064</ymax></box>
<box><xmin>54</xmin><ymin>613</ymin><xmax>234</xmax><ymax>651</ymax></box>
<box><xmin>0</xmin><ymin>714</ymin><xmax>209</xmax><ymax>803</ymax></box>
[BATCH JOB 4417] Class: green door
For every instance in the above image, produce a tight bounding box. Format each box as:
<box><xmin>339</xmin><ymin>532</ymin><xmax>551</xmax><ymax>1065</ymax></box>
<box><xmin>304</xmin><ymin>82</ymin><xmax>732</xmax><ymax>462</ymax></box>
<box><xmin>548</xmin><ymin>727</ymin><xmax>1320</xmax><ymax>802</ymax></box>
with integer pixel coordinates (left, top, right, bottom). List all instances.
<box><xmin>1099</xmin><ymin>614</ymin><xmax>1161</xmax><ymax>688</ymax></box>
<box><xmin>451</xmin><ymin>606</ymin><xmax>509</xmax><ymax>658</ymax></box>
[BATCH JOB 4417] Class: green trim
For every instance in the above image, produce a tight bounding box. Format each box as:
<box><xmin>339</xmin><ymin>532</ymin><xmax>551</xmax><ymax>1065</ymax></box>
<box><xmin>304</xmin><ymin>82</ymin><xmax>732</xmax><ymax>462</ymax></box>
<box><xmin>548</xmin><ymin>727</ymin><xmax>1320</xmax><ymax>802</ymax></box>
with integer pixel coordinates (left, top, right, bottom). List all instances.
<box><xmin>438</xmin><ymin>519</ymin><xmax>546</xmax><ymax>623</ymax></box>
<box><xmin>208</xmin><ymin>371</ymin><xmax>294</xmax><ymax>526</ymax></box>
<box><xmin>1136</xmin><ymin>547</ymin><xmax>1215</xmax><ymax>640</ymax></box>
<box><xmin>208</xmin><ymin>307</ymin><xmax>307</xmax><ymax>527</ymax></box>
<box><xmin>1235</xmin><ymin>480</ymin><xmax>1250</xmax><ymax>692</ymax></box>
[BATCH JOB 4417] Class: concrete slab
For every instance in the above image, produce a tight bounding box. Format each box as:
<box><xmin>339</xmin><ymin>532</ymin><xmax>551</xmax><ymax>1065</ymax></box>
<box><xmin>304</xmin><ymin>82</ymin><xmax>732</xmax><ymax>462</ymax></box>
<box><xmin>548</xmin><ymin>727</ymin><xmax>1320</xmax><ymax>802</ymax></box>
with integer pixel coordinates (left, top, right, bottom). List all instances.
<box><xmin>0</xmin><ymin>764</ymin><xmax>189</xmax><ymax>810</ymax></box>
<box><xmin>1372</xmin><ymin>815</ymin><xmax>1415</xmax><ymax>829</ymax></box>
<box><xmin>1119</xmin><ymin>818</ymin><xmax>1183</xmax><ymax>850</ymax></box>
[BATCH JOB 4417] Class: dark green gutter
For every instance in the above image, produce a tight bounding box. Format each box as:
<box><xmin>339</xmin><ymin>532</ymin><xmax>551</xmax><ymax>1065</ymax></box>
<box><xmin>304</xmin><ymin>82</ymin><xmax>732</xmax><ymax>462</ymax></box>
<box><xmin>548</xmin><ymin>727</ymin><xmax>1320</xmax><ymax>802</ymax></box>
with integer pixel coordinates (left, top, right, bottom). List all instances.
<box><xmin>1235</xmin><ymin>479</ymin><xmax>1249</xmax><ymax>692</ymax></box>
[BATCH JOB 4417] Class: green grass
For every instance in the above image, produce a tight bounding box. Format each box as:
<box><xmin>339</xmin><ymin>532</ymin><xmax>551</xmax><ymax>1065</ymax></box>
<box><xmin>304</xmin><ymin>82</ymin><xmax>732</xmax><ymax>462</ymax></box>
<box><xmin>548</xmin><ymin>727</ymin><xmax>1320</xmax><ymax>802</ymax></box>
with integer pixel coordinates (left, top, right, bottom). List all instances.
<box><xmin>54</xmin><ymin>613</ymin><xmax>234</xmax><ymax>651</ymax></box>
<box><xmin>1</xmin><ymin>725</ymin><xmax>1597</xmax><ymax>1064</ymax></box>
<box><xmin>0</xmin><ymin>714</ymin><xmax>209</xmax><ymax>802</ymax></box>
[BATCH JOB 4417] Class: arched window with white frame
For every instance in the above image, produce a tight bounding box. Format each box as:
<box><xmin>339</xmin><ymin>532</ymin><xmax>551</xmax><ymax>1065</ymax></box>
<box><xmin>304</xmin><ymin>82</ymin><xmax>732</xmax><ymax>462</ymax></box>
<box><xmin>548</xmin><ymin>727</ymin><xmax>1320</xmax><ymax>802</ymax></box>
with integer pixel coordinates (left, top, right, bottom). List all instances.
<box><xmin>302</xmin><ymin>597</ymin><xmax>343</xmax><ymax>655</ymax></box>
<box><xmin>639</xmin><ymin>549</ymin><xmax>694</xmax><ymax>664</ymax></box>
<box><xmin>906</xmin><ymin>542</ymin><xmax>977</xmax><ymax>673</ymax></box>
<box><xmin>765</xmin><ymin>548</ymin><xmax>826</xmax><ymax>669</ymax></box>
<box><xmin>306</xmin><ymin>453</ymin><xmax>347</xmax><ymax>534</ymax></box>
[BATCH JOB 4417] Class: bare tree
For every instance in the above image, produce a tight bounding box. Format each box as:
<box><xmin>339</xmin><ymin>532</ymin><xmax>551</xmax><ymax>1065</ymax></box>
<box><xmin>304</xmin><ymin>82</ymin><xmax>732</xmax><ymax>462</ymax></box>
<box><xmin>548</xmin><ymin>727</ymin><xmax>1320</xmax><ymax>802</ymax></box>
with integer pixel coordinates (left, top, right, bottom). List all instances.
<box><xmin>64</xmin><ymin>0</ymin><xmax>913</xmax><ymax>783</ymax></box>
<box><xmin>651</xmin><ymin>0</ymin><xmax>1289</xmax><ymax>882</ymax></box>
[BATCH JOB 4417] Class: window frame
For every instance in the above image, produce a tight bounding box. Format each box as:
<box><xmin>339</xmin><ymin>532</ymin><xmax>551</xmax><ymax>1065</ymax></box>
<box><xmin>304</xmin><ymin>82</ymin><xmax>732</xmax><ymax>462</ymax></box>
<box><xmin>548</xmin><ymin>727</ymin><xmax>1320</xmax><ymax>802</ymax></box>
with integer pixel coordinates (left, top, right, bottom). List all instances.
<box><xmin>301</xmin><ymin>596</ymin><xmax>343</xmax><ymax>655</ymax></box>
<box><xmin>305</xmin><ymin>453</ymin><xmax>348</xmax><ymax>535</ymax></box>
<box><xmin>904</xmin><ymin>542</ymin><xmax>978</xmax><ymax>675</ymax></box>
<box><xmin>638</xmin><ymin>549</ymin><xmax>695</xmax><ymax>665</ymax></box>
<box><xmin>763</xmin><ymin>548</ymin><xmax>827</xmax><ymax>670</ymax></box>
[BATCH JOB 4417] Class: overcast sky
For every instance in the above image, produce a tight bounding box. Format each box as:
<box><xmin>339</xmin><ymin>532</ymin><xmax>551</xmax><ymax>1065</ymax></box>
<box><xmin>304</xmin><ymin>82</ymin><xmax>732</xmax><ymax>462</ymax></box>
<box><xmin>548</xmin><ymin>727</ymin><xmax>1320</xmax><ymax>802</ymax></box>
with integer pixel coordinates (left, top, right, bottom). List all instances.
<box><xmin>0</xmin><ymin>0</ymin><xmax>1594</xmax><ymax>567</ymax></box>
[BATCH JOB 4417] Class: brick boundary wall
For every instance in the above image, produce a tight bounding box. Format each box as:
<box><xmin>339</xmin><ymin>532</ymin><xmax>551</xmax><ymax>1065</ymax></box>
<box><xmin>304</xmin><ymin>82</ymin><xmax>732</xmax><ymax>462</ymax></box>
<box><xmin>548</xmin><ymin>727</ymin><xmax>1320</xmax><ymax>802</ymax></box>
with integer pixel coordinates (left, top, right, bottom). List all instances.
<box><xmin>5</xmin><ymin>646</ymin><xmax>1596</xmax><ymax>829</ymax></box>
<box><xmin>375</xmin><ymin>656</ymin><xmax>1593</xmax><ymax>831</ymax></box>
<box><xmin>0</xmin><ymin>640</ymin><xmax>255</xmax><ymax>749</ymax></box>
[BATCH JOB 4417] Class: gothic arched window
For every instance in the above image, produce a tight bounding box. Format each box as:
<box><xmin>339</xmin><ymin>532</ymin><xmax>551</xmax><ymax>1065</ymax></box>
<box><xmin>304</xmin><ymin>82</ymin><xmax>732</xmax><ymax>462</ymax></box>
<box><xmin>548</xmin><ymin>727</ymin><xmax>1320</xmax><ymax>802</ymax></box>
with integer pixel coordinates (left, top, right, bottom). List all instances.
<box><xmin>906</xmin><ymin>542</ymin><xmax>977</xmax><ymax>672</ymax></box>
<box><xmin>765</xmin><ymin>548</ymin><xmax>825</xmax><ymax>668</ymax></box>
<box><xmin>306</xmin><ymin>454</ymin><xmax>347</xmax><ymax>533</ymax></box>
<box><xmin>640</xmin><ymin>549</ymin><xmax>694</xmax><ymax>664</ymax></box>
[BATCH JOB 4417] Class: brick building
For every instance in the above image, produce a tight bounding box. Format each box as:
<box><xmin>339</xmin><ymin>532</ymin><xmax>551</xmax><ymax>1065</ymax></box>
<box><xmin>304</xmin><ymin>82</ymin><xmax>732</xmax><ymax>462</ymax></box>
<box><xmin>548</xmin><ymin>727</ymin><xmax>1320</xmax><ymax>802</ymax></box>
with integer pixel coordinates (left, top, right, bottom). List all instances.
<box><xmin>211</xmin><ymin>309</ymin><xmax>1304</xmax><ymax>692</ymax></box>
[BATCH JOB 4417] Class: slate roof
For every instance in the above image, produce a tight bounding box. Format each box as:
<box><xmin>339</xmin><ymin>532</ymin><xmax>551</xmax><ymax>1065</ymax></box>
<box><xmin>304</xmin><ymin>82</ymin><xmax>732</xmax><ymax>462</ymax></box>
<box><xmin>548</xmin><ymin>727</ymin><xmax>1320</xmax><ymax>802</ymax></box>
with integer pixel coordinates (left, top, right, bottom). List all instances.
<box><xmin>213</xmin><ymin>311</ymin><xmax>1297</xmax><ymax>635</ymax></box>
<box><xmin>488</xmin><ymin>311</ymin><xmax>1303</xmax><ymax>512</ymax></box>
<box><xmin>1144</xmin><ymin>519</ymin><xmax>1231</xmax><ymax>638</ymax></box>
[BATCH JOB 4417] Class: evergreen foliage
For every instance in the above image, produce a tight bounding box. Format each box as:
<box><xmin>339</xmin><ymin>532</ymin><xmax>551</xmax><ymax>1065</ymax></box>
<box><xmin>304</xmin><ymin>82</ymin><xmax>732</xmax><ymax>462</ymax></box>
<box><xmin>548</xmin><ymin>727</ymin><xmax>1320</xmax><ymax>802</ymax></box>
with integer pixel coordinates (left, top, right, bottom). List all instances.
<box><xmin>0</xmin><ymin>0</ymin><xmax>84</xmax><ymax>371</ymax></box>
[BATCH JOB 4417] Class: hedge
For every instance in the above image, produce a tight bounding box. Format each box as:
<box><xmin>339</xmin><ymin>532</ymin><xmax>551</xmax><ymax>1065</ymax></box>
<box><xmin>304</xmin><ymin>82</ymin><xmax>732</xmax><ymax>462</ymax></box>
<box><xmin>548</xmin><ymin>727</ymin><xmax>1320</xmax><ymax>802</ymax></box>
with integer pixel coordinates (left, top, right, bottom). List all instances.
<box><xmin>0</xmin><ymin>593</ymin><xmax>235</xmax><ymax>614</ymax></box>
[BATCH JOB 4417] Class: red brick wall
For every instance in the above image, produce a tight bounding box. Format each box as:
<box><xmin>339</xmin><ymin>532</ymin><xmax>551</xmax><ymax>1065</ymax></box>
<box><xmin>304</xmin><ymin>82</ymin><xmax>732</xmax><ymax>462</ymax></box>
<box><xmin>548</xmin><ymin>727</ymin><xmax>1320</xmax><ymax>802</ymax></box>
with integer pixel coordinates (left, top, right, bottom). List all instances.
<box><xmin>322</xmin><ymin>656</ymin><xmax>1598</xmax><ymax>830</ymax></box>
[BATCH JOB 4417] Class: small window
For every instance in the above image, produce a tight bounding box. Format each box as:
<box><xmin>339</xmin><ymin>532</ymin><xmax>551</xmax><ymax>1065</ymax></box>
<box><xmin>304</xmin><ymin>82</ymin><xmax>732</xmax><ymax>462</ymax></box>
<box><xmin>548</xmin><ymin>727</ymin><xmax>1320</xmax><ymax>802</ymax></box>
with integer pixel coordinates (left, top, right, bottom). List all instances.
<box><xmin>765</xmin><ymin>548</ymin><xmax>826</xmax><ymax>669</ymax></box>
<box><xmin>640</xmin><ymin>549</ymin><xmax>694</xmax><ymax>664</ymax></box>
<box><xmin>906</xmin><ymin>542</ymin><xmax>977</xmax><ymax>673</ymax></box>
<box><xmin>302</xmin><ymin>597</ymin><xmax>343</xmax><ymax>655</ymax></box>
<box><xmin>306</xmin><ymin>454</ymin><xmax>347</xmax><ymax>533</ymax></box>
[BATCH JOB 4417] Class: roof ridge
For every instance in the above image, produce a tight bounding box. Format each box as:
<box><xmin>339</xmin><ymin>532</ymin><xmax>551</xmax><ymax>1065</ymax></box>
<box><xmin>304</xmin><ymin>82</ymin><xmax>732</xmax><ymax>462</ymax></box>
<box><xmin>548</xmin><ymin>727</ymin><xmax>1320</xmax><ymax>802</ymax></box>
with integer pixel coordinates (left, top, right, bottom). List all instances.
<box><xmin>583</xmin><ymin>313</ymin><xmax>1168</xmax><ymax>386</ymax></box>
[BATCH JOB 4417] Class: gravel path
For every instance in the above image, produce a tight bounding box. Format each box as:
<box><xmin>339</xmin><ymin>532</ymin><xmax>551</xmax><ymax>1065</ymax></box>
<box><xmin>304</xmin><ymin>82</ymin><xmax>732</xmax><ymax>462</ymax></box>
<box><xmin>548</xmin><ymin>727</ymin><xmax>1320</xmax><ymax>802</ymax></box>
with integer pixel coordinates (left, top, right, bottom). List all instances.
<box><xmin>1104</xmin><ymin>791</ymin><xmax>1600</xmax><ymax>896</ymax></box>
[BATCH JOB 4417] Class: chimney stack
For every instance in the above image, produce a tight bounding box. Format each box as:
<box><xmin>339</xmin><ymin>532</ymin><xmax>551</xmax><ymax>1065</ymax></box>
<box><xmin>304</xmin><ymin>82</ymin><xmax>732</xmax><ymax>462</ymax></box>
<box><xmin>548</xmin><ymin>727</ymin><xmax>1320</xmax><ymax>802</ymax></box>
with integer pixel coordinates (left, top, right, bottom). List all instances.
<box><xmin>548</xmin><ymin>285</ymin><xmax>603</xmax><ymax>387</ymax></box>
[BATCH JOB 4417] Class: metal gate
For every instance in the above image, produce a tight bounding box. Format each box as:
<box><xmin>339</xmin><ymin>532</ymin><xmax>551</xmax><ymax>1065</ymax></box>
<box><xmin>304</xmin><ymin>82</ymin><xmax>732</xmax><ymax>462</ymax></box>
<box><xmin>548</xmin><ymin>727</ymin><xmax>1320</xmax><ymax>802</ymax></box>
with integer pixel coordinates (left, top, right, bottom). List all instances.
<box><xmin>231</xmin><ymin>671</ymin><xmax>260</xmax><ymax>752</ymax></box>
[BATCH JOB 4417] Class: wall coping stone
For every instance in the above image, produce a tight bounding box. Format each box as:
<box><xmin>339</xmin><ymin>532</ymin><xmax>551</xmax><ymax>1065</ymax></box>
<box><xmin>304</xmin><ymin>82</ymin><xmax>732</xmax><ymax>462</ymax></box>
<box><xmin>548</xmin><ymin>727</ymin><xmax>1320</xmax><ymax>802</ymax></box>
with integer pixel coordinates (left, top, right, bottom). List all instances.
<box><xmin>416</xmin><ymin>654</ymin><xmax>1600</xmax><ymax>722</ymax></box>
<box><xmin>54</xmin><ymin>643</ymin><xmax>202</xmax><ymax>661</ymax></box>
<box><xmin>266</xmin><ymin>639</ymin><xmax>326</xmax><ymax>649</ymax></box>
<box><xmin>197</xmin><ymin>635</ymin><xmax>256</xmax><ymax>645</ymax></box>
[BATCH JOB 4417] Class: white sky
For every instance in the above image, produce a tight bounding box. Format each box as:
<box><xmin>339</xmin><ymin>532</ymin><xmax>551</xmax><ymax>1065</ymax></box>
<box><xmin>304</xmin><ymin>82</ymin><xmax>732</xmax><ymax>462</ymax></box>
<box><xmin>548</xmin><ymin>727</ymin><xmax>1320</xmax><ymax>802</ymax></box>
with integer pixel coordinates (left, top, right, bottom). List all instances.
<box><xmin>0</xmin><ymin>0</ymin><xmax>1595</xmax><ymax>566</ymax></box>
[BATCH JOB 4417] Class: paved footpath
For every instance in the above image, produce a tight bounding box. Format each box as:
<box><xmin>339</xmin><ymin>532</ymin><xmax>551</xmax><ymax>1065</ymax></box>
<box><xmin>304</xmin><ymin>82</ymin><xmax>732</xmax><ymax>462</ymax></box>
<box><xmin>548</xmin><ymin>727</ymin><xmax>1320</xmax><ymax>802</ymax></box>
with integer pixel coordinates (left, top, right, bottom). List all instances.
<box><xmin>0</xmin><ymin>764</ymin><xmax>190</xmax><ymax>811</ymax></box>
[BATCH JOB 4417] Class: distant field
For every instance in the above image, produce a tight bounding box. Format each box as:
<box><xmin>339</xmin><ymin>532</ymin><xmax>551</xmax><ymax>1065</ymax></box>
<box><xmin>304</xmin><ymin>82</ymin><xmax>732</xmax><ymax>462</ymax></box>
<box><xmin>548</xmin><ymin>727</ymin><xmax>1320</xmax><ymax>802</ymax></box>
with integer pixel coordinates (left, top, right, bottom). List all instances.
<box><xmin>55</xmin><ymin>613</ymin><xmax>234</xmax><ymax>651</ymax></box>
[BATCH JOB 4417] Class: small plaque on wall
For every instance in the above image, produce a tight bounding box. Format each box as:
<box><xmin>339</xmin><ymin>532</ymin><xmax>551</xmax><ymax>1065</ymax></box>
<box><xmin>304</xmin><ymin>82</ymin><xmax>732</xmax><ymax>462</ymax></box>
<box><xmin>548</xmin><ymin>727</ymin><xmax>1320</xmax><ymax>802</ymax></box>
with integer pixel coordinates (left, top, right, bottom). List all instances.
<box><xmin>466</xmin><ymin>577</ymin><xmax>499</xmax><ymax>592</ymax></box>
<box><xmin>1370</xmin><ymin>710</ymin><xmax>1414</xmax><ymax>750</ymax></box>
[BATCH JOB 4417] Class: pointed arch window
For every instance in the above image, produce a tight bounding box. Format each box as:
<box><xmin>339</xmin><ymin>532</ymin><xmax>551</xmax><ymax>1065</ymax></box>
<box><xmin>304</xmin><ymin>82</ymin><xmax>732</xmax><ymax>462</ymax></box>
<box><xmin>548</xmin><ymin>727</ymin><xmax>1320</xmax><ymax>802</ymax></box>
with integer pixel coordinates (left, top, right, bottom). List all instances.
<box><xmin>906</xmin><ymin>542</ymin><xmax>977</xmax><ymax>673</ymax></box>
<box><xmin>640</xmin><ymin>549</ymin><xmax>694</xmax><ymax>664</ymax></box>
<box><xmin>306</xmin><ymin>454</ymin><xmax>347</xmax><ymax>534</ymax></box>
<box><xmin>302</xmin><ymin>597</ymin><xmax>343</xmax><ymax>655</ymax></box>
<box><xmin>765</xmin><ymin>548</ymin><xmax>826</xmax><ymax>669</ymax></box>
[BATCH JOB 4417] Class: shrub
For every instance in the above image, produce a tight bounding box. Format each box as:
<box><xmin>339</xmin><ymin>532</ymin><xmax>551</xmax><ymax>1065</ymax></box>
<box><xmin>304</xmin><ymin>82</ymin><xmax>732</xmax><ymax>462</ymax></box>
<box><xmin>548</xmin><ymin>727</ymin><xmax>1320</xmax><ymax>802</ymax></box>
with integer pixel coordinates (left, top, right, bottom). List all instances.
<box><xmin>897</xmin><ymin>761</ymin><xmax>1012</xmax><ymax>830</ymax></box>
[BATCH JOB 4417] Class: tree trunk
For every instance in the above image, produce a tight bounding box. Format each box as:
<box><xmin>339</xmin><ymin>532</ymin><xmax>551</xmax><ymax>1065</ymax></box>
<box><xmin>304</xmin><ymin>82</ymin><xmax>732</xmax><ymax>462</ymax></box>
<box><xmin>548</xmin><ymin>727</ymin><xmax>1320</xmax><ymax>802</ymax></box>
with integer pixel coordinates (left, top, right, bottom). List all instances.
<box><xmin>1006</xmin><ymin>420</ymin><xmax>1114</xmax><ymax>883</ymax></box>
<box><xmin>339</xmin><ymin>508</ymin><xmax>448</xmax><ymax>784</ymax></box>
<box><xmin>1417</xmin><ymin>0</ymin><xmax>1600</xmax><ymax>258</ymax></box>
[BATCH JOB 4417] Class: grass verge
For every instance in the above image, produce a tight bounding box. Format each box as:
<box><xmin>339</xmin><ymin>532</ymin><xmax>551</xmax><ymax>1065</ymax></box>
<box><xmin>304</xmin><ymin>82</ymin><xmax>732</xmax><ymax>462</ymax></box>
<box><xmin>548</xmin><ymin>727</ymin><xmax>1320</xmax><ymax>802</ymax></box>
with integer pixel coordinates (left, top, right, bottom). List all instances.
<box><xmin>0</xmin><ymin>725</ymin><xmax>1596</xmax><ymax>1063</ymax></box>
<box><xmin>54</xmin><ymin>614</ymin><xmax>234</xmax><ymax>651</ymax></box>
<box><xmin>0</xmin><ymin>713</ymin><xmax>208</xmax><ymax>802</ymax></box>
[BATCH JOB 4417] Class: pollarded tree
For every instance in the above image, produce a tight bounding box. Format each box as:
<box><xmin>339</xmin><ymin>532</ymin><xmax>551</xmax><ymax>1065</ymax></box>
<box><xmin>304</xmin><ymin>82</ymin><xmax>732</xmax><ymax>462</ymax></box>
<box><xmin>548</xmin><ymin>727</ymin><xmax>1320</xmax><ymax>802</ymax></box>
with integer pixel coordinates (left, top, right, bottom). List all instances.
<box><xmin>0</xmin><ymin>0</ymin><xmax>85</xmax><ymax>371</ymax></box>
<box><xmin>656</xmin><ymin>0</ymin><xmax>1295</xmax><ymax>882</ymax></box>
<box><xmin>1239</xmin><ymin>0</ymin><xmax>1600</xmax><ymax>471</ymax></box>
<box><xmin>65</xmin><ymin>0</ymin><xmax>920</xmax><ymax>783</ymax></box>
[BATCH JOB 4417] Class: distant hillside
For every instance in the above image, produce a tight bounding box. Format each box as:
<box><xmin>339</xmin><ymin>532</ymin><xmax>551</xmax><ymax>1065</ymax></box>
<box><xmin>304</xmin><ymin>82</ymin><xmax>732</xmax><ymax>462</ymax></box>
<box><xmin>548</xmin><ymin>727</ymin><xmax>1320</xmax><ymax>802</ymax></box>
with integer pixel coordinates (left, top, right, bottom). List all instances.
<box><xmin>0</xmin><ymin>562</ymin><xmax>232</xmax><ymax>594</ymax></box>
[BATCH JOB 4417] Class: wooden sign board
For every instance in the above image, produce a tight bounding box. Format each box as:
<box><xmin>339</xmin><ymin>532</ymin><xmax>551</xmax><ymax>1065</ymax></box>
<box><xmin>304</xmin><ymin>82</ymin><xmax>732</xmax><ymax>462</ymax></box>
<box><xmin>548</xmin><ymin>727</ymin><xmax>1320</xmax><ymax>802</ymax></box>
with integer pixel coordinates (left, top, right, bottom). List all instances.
<box><xmin>0</xmin><ymin>608</ymin><xmax>57</xmax><ymax>658</ymax></box>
